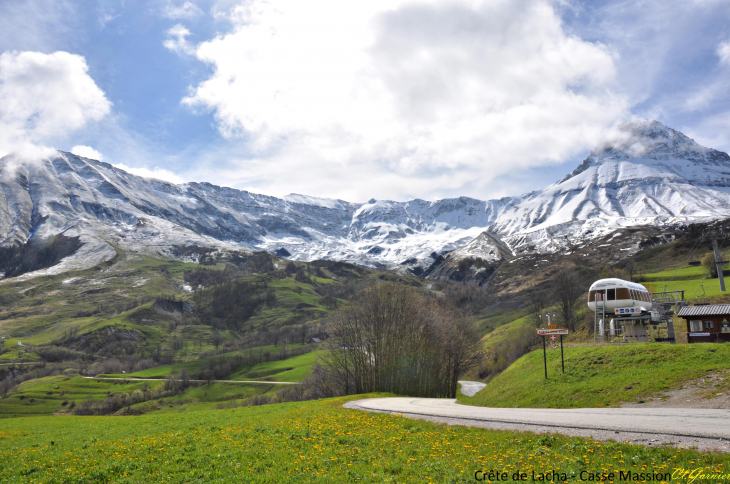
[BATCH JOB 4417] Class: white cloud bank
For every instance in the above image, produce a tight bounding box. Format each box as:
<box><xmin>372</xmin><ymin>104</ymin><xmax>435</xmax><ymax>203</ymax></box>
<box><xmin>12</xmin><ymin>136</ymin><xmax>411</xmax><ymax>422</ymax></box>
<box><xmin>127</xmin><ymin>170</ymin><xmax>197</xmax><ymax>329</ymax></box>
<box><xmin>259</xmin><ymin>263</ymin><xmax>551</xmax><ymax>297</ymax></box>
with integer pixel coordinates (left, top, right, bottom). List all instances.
<box><xmin>113</xmin><ymin>163</ymin><xmax>185</xmax><ymax>184</ymax></box>
<box><xmin>0</xmin><ymin>51</ymin><xmax>111</xmax><ymax>156</ymax></box>
<box><xmin>70</xmin><ymin>145</ymin><xmax>103</xmax><ymax>160</ymax></box>
<box><xmin>183</xmin><ymin>0</ymin><xmax>628</xmax><ymax>200</ymax></box>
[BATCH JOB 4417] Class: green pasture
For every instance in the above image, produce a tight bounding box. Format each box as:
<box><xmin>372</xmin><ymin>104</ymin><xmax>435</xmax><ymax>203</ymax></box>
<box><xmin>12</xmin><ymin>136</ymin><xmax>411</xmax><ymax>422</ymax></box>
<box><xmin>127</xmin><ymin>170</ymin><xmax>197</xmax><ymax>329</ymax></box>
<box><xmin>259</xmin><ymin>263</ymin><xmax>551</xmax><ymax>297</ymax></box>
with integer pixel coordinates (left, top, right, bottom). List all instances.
<box><xmin>0</xmin><ymin>375</ymin><xmax>154</xmax><ymax>418</ymax></box>
<box><xmin>0</xmin><ymin>373</ymin><xmax>285</xmax><ymax>418</ymax></box>
<box><xmin>640</xmin><ymin>264</ymin><xmax>707</xmax><ymax>281</ymax></box>
<box><xmin>102</xmin><ymin>344</ymin><xmax>314</xmax><ymax>381</ymax></box>
<box><xmin>459</xmin><ymin>344</ymin><xmax>730</xmax><ymax>408</ymax></box>
<box><xmin>0</xmin><ymin>394</ymin><xmax>726</xmax><ymax>483</ymax></box>
<box><xmin>229</xmin><ymin>350</ymin><xmax>322</xmax><ymax>382</ymax></box>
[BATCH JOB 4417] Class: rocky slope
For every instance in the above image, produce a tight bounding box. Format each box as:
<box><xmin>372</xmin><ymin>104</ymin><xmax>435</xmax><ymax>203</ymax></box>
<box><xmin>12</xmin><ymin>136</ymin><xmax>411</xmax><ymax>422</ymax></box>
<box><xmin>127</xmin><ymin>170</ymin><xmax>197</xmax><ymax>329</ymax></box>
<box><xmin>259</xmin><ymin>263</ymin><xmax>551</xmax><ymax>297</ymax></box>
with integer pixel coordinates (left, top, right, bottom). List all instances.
<box><xmin>493</xmin><ymin>120</ymin><xmax>730</xmax><ymax>253</ymax></box>
<box><xmin>1</xmin><ymin>120</ymin><xmax>729</xmax><ymax>279</ymax></box>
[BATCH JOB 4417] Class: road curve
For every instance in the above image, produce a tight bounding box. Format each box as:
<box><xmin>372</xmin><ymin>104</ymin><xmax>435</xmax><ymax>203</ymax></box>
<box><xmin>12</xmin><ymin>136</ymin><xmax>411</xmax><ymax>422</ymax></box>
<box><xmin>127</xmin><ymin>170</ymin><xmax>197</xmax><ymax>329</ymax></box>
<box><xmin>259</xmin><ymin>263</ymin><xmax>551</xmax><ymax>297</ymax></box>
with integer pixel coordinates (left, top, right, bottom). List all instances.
<box><xmin>458</xmin><ymin>381</ymin><xmax>486</xmax><ymax>397</ymax></box>
<box><xmin>345</xmin><ymin>397</ymin><xmax>730</xmax><ymax>442</ymax></box>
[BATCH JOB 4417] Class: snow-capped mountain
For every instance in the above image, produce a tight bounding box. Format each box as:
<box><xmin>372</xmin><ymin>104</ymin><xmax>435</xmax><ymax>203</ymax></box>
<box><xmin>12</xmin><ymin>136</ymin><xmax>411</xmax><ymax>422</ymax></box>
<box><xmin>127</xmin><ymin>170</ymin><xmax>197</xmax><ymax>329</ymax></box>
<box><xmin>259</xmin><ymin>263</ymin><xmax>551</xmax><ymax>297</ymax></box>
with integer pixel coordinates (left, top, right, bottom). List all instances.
<box><xmin>421</xmin><ymin>231</ymin><xmax>513</xmax><ymax>284</ymax></box>
<box><xmin>0</xmin><ymin>151</ymin><xmax>517</xmax><ymax>276</ymax></box>
<box><xmin>493</xmin><ymin>120</ymin><xmax>730</xmax><ymax>252</ymax></box>
<box><xmin>1</xmin><ymin>119</ymin><xmax>730</xmax><ymax>279</ymax></box>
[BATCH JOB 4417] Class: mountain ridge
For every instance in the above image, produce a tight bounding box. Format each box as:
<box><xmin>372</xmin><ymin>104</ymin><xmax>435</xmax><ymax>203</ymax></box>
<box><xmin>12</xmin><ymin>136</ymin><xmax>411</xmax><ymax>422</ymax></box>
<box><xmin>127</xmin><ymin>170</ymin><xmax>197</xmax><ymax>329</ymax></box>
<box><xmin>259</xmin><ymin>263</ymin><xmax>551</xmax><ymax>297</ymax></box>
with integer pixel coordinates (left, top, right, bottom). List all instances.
<box><xmin>1</xmin><ymin>119</ymin><xmax>730</xmax><ymax>280</ymax></box>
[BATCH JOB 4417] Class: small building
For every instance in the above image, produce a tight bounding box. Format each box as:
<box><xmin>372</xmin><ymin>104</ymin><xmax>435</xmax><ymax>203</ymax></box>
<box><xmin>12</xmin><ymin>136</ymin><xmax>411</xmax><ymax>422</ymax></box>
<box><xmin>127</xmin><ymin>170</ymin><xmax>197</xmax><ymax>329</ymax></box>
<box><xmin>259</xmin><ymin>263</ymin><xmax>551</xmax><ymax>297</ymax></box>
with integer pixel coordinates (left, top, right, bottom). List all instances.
<box><xmin>677</xmin><ymin>305</ymin><xmax>730</xmax><ymax>343</ymax></box>
<box><xmin>308</xmin><ymin>337</ymin><xmax>322</xmax><ymax>344</ymax></box>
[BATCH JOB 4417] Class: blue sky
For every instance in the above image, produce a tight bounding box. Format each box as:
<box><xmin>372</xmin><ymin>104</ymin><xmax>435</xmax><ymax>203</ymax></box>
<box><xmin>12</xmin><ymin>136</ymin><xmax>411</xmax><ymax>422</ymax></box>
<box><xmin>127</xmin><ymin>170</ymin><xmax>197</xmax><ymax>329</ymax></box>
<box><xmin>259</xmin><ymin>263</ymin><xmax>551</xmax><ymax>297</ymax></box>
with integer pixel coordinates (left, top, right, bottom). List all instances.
<box><xmin>1</xmin><ymin>0</ymin><xmax>729</xmax><ymax>202</ymax></box>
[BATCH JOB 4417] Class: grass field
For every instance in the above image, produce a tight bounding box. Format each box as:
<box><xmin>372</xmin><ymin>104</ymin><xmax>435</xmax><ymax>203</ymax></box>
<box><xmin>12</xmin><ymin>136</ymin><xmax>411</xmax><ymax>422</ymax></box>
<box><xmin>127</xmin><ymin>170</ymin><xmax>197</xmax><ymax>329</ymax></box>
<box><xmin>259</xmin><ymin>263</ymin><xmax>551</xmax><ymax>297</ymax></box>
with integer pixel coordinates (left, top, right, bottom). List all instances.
<box><xmin>459</xmin><ymin>344</ymin><xmax>730</xmax><ymax>408</ymax></box>
<box><xmin>0</xmin><ymin>394</ymin><xmax>727</xmax><ymax>483</ymax></box>
<box><xmin>639</xmin><ymin>255</ymin><xmax>730</xmax><ymax>303</ymax></box>
<box><xmin>0</xmin><ymin>373</ymin><xmax>283</xmax><ymax>418</ymax></box>
<box><xmin>228</xmin><ymin>350</ymin><xmax>322</xmax><ymax>382</ymax></box>
<box><xmin>104</xmin><ymin>344</ymin><xmax>313</xmax><ymax>380</ymax></box>
<box><xmin>0</xmin><ymin>375</ymin><xmax>151</xmax><ymax>418</ymax></box>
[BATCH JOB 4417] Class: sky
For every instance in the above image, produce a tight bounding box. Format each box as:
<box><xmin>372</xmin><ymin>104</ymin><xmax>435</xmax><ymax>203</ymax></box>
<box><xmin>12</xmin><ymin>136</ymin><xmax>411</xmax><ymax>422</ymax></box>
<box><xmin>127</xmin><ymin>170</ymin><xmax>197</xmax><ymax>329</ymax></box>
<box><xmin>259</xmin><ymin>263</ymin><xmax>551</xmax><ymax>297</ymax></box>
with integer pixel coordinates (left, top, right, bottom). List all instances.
<box><xmin>0</xmin><ymin>0</ymin><xmax>729</xmax><ymax>203</ymax></box>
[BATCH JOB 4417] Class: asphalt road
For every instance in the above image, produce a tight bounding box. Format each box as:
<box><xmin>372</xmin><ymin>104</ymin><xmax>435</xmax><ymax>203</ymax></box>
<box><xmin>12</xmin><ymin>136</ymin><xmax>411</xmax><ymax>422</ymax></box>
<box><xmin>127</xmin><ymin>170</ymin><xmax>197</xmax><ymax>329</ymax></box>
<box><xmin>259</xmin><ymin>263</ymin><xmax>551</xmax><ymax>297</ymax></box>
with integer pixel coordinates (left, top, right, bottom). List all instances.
<box><xmin>457</xmin><ymin>380</ymin><xmax>486</xmax><ymax>397</ymax></box>
<box><xmin>345</xmin><ymin>397</ymin><xmax>730</xmax><ymax>451</ymax></box>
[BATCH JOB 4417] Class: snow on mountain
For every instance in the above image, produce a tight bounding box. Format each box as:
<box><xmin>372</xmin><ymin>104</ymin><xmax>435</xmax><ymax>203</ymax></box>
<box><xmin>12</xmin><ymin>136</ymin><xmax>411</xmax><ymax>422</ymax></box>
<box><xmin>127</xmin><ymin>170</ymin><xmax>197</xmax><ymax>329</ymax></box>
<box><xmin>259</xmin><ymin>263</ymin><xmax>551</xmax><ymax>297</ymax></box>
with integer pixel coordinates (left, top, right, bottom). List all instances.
<box><xmin>492</xmin><ymin>120</ymin><xmax>730</xmax><ymax>253</ymax></box>
<box><xmin>421</xmin><ymin>231</ymin><xmax>513</xmax><ymax>284</ymax></box>
<box><xmin>2</xmin><ymin>120</ymin><xmax>730</xmax><ymax>279</ymax></box>
<box><xmin>0</xmin><ymin>151</ymin><xmax>517</xmax><ymax>275</ymax></box>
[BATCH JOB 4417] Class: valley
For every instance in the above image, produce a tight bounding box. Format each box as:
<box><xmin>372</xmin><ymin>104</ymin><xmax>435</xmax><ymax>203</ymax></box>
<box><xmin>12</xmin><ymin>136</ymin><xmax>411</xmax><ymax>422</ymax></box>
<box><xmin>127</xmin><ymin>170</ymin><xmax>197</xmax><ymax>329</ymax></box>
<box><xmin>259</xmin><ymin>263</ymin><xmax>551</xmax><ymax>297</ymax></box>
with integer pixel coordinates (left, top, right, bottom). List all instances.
<box><xmin>1</xmin><ymin>120</ymin><xmax>730</xmax><ymax>481</ymax></box>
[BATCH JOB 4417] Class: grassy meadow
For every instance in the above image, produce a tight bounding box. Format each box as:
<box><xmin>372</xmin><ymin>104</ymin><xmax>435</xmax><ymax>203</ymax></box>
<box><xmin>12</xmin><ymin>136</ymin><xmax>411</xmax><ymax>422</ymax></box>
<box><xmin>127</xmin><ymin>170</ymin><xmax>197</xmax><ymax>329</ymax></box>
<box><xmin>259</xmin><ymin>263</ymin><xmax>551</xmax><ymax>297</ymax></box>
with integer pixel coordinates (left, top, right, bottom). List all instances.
<box><xmin>459</xmin><ymin>344</ymin><xmax>730</xmax><ymax>408</ymax></box>
<box><xmin>0</xmin><ymin>374</ymin><xmax>284</xmax><ymax>418</ymax></box>
<box><xmin>1</xmin><ymin>394</ymin><xmax>727</xmax><ymax>483</ymax></box>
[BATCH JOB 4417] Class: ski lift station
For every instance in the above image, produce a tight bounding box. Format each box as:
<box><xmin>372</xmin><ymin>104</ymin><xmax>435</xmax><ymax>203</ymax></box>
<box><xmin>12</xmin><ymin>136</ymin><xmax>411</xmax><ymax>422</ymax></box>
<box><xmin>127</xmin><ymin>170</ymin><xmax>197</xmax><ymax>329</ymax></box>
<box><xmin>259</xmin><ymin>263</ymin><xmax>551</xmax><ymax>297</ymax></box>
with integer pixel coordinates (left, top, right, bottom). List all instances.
<box><xmin>588</xmin><ymin>278</ymin><xmax>679</xmax><ymax>343</ymax></box>
<box><xmin>586</xmin><ymin>230</ymin><xmax>729</xmax><ymax>343</ymax></box>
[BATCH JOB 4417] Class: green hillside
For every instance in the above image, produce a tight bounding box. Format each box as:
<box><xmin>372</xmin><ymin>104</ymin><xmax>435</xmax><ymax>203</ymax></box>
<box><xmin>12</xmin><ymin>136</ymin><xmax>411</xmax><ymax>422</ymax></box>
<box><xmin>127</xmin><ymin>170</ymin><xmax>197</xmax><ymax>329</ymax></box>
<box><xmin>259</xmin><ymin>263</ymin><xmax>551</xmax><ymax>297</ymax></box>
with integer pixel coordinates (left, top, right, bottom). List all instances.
<box><xmin>459</xmin><ymin>344</ymin><xmax>730</xmax><ymax>408</ymax></box>
<box><xmin>1</xmin><ymin>394</ymin><xmax>725</xmax><ymax>483</ymax></box>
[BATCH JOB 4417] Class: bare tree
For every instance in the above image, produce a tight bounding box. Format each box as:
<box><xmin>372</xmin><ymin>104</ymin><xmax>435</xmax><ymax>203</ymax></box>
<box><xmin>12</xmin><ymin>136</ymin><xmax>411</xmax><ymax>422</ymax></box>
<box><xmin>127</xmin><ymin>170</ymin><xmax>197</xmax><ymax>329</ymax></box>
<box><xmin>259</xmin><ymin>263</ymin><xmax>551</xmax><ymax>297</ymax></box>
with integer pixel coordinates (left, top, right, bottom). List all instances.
<box><xmin>623</xmin><ymin>259</ymin><xmax>638</xmax><ymax>282</ymax></box>
<box><xmin>212</xmin><ymin>332</ymin><xmax>224</xmax><ymax>350</ymax></box>
<box><xmin>529</xmin><ymin>292</ymin><xmax>547</xmax><ymax>328</ymax></box>
<box><xmin>321</xmin><ymin>283</ymin><xmax>481</xmax><ymax>398</ymax></box>
<box><xmin>553</xmin><ymin>268</ymin><xmax>584</xmax><ymax>331</ymax></box>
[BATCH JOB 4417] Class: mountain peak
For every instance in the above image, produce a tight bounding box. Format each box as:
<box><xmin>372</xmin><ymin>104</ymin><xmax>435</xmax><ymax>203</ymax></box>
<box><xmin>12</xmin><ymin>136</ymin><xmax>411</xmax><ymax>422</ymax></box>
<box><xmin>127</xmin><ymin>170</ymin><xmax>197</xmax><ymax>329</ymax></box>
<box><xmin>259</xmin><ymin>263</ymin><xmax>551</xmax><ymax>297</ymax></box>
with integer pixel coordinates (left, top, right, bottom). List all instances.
<box><xmin>591</xmin><ymin>119</ymin><xmax>700</xmax><ymax>160</ymax></box>
<box><xmin>558</xmin><ymin>120</ymin><xmax>730</xmax><ymax>185</ymax></box>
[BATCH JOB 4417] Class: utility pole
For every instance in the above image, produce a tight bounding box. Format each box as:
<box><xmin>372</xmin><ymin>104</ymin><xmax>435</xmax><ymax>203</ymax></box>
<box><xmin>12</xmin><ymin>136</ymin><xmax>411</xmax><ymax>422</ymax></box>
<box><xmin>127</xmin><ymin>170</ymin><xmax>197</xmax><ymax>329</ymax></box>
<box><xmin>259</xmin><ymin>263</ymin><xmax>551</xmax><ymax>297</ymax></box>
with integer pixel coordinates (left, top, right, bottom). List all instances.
<box><xmin>712</xmin><ymin>238</ymin><xmax>726</xmax><ymax>292</ymax></box>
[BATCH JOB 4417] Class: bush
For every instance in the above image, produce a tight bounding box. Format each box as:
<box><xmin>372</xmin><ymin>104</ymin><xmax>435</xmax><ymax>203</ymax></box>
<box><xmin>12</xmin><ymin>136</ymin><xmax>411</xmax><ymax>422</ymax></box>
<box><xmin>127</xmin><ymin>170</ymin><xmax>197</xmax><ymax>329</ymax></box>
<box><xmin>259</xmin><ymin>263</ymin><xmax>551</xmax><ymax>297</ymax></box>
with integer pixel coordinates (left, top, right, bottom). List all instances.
<box><xmin>702</xmin><ymin>252</ymin><xmax>719</xmax><ymax>278</ymax></box>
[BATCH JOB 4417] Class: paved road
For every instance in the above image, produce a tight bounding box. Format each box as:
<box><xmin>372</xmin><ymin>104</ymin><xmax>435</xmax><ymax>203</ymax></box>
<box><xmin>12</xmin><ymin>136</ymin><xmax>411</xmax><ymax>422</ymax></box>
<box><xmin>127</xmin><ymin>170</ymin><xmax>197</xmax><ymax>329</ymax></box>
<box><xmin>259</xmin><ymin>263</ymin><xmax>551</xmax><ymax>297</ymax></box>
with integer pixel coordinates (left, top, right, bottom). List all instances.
<box><xmin>458</xmin><ymin>381</ymin><xmax>486</xmax><ymax>397</ymax></box>
<box><xmin>84</xmin><ymin>376</ymin><xmax>299</xmax><ymax>385</ymax></box>
<box><xmin>345</xmin><ymin>397</ymin><xmax>730</xmax><ymax>446</ymax></box>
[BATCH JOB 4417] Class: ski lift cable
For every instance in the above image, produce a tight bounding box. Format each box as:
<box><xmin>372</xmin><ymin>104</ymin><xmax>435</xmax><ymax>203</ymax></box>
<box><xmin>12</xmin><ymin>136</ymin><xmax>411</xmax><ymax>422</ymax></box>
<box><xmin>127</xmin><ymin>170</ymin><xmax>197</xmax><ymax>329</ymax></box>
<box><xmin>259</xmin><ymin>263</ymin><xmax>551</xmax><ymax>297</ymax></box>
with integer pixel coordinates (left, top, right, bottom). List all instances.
<box><xmin>667</xmin><ymin>237</ymin><xmax>703</xmax><ymax>283</ymax></box>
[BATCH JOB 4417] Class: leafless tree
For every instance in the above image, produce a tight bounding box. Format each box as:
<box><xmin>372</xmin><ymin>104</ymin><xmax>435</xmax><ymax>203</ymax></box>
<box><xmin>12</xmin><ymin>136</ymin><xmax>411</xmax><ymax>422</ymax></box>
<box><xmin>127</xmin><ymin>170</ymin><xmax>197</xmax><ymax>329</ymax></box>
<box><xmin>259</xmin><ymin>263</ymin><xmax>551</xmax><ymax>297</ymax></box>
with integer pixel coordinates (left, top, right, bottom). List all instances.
<box><xmin>319</xmin><ymin>283</ymin><xmax>481</xmax><ymax>398</ymax></box>
<box><xmin>212</xmin><ymin>331</ymin><xmax>224</xmax><ymax>349</ymax></box>
<box><xmin>529</xmin><ymin>292</ymin><xmax>547</xmax><ymax>328</ymax></box>
<box><xmin>553</xmin><ymin>268</ymin><xmax>584</xmax><ymax>331</ymax></box>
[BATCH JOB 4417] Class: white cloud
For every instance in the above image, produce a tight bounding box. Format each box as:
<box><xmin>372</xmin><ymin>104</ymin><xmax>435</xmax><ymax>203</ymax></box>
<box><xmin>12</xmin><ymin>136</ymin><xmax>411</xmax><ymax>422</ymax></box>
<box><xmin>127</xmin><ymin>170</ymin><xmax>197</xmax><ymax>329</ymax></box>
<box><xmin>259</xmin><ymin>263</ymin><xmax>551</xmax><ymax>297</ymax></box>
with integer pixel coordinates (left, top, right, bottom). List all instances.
<box><xmin>718</xmin><ymin>40</ymin><xmax>730</xmax><ymax>66</ymax></box>
<box><xmin>113</xmin><ymin>163</ymin><xmax>185</xmax><ymax>184</ymax></box>
<box><xmin>182</xmin><ymin>0</ymin><xmax>627</xmax><ymax>201</ymax></box>
<box><xmin>163</xmin><ymin>24</ymin><xmax>195</xmax><ymax>55</ymax></box>
<box><xmin>0</xmin><ymin>51</ymin><xmax>111</xmax><ymax>155</ymax></box>
<box><xmin>70</xmin><ymin>145</ymin><xmax>103</xmax><ymax>160</ymax></box>
<box><xmin>162</xmin><ymin>1</ymin><xmax>203</xmax><ymax>19</ymax></box>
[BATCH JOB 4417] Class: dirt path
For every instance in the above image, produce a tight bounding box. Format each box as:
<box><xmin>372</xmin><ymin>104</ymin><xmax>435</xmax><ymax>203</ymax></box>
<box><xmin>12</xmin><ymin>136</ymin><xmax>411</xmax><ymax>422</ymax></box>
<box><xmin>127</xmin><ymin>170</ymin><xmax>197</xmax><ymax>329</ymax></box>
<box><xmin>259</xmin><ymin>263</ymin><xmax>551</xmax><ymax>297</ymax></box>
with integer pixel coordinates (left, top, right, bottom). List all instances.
<box><xmin>623</xmin><ymin>370</ymin><xmax>730</xmax><ymax>409</ymax></box>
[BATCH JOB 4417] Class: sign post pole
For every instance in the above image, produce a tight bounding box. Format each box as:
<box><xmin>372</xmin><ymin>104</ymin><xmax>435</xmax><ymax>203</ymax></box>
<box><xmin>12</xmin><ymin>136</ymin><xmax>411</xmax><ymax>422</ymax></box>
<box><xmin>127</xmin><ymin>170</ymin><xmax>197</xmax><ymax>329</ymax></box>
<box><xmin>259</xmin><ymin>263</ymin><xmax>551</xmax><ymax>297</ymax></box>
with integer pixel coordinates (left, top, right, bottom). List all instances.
<box><xmin>543</xmin><ymin>335</ymin><xmax>547</xmax><ymax>380</ymax></box>
<box><xmin>536</xmin><ymin>328</ymin><xmax>569</xmax><ymax>378</ymax></box>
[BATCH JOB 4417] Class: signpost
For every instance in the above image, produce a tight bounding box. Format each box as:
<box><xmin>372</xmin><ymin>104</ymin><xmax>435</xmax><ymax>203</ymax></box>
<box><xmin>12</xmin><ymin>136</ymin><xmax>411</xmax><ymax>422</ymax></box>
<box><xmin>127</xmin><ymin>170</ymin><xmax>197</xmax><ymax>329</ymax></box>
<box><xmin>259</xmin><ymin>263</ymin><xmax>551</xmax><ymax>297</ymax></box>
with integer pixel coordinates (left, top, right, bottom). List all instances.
<box><xmin>536</xmin><ymin>328</ymin><xmax>569</xmax><ymax>378</ymax></box>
